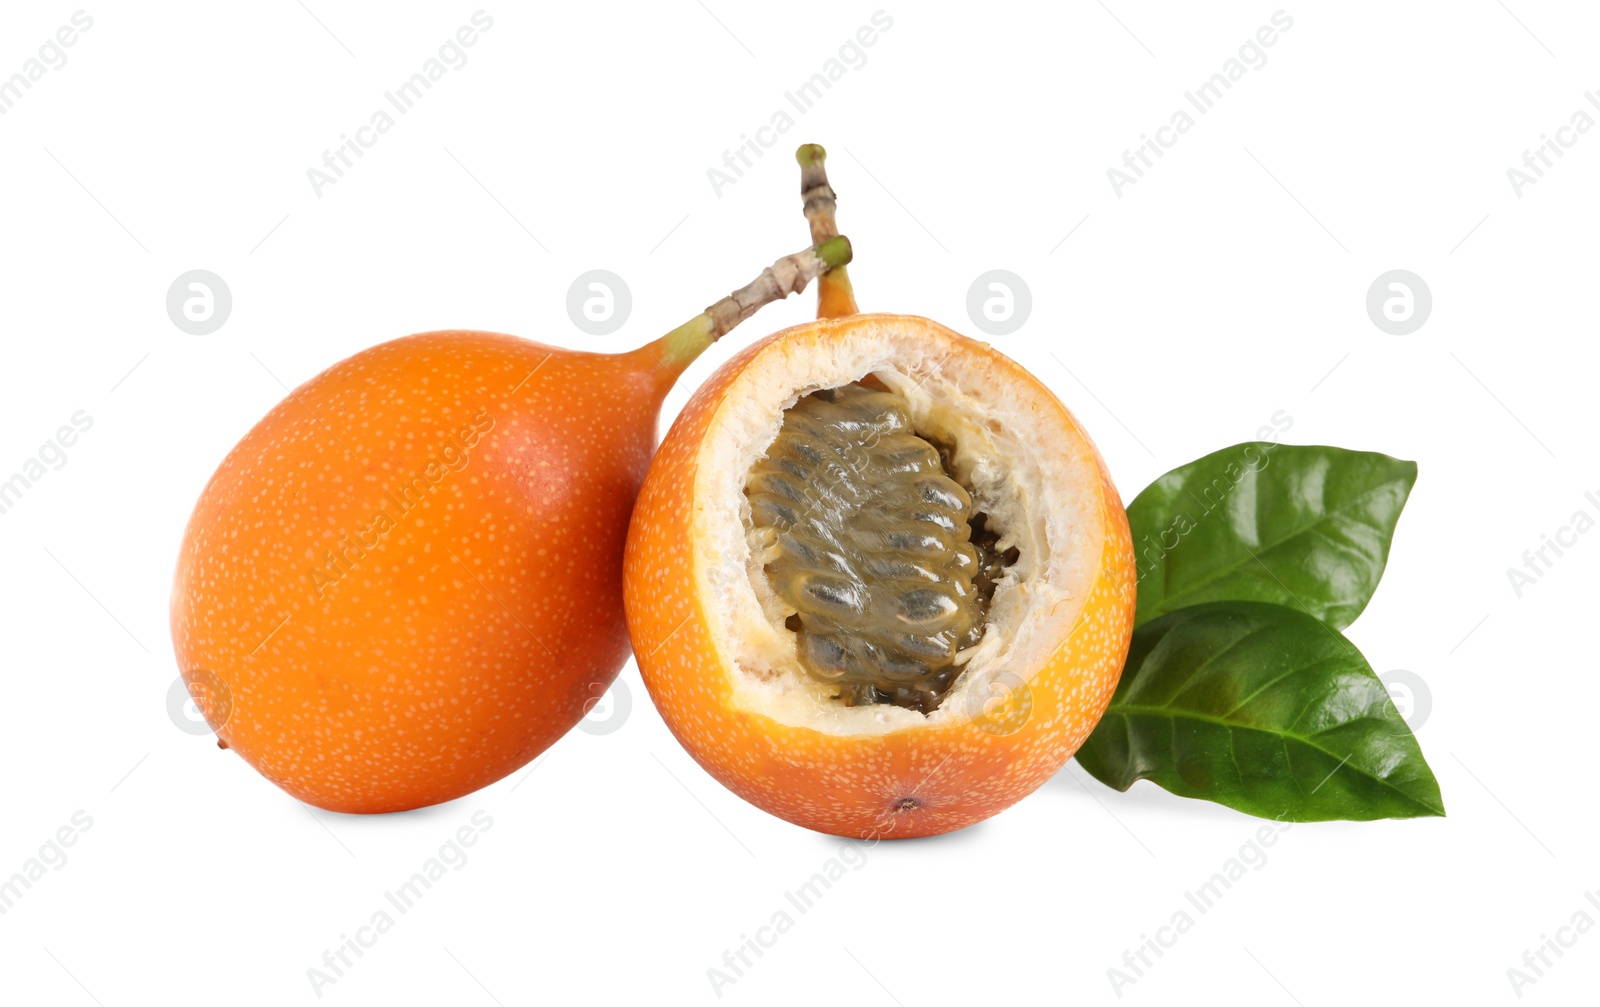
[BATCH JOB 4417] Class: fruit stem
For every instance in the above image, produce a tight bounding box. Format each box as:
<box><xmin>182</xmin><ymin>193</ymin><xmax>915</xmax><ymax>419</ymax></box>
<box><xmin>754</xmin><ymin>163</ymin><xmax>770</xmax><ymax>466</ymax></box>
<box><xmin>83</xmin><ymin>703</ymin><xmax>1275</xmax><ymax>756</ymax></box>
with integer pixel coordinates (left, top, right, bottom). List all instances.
<box><xmin>797</xmin><ymin>144</ymin><xmax>859</xmax><ymax>318</ymax></box>
<box><xmin>651</xmin><ymin>237</ymin><xmax>853</xmax><ymax>378</ymax></box>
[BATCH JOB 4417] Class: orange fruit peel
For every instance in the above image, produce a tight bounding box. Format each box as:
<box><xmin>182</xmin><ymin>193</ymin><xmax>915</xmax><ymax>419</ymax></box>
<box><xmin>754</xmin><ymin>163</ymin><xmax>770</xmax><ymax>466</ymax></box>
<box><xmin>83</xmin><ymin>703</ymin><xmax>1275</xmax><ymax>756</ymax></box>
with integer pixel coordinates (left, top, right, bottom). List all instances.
<box><xmin>170</xmin><ymin>239</ymin><xmax>851</xmax><ymax>814</ymax></box>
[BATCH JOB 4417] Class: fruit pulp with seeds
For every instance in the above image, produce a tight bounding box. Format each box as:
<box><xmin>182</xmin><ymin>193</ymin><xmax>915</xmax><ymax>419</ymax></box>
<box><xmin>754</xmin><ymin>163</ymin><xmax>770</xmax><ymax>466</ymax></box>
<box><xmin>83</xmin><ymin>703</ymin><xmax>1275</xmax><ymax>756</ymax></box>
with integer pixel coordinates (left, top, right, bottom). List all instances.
<box><xmin>744</xmin><ymin>381</ymin><xmax>1015</xmax><ymax>712</ymax></box>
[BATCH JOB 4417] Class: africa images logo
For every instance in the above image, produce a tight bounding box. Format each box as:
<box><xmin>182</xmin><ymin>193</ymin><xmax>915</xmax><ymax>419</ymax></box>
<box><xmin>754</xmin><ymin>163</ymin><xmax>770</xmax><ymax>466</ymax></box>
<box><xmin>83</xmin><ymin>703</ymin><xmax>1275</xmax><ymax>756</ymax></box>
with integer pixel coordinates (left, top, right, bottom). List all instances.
<box><xmin>0</xmin><ymin>412</ymin><xmax>94</xmax><ymax>517</ymax></box>
<box><xmin>1106</xmin><ymin>11</ymin><xmax>1295</xmax><ymax>197</ymax></box>
<box><xmin>308</xmin><ymin>408</ymin><xmax>494</xmax><ymax>600</ymax></box>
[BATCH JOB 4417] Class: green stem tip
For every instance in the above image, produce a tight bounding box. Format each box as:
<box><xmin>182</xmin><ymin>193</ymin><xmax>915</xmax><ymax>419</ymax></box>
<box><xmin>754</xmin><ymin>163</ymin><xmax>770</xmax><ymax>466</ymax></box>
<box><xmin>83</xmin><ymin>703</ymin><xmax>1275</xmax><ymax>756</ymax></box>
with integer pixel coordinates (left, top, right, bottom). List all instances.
<box><xmin>796</xmin><ymin>143</ymin><xmax>828</xmax><ymax>167</ymax></box>
<box><xmin>815</xmin><ymin>235</ymin><xmax>852</xmax><ymax>269</ymax></box>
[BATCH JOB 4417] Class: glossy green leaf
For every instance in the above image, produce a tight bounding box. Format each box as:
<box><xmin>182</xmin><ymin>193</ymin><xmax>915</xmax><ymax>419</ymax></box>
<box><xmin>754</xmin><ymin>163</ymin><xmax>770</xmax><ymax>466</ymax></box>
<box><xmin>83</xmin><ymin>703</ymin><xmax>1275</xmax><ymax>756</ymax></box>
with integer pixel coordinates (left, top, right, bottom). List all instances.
<box><xmin>1128</xmin><ymin>443</ymin><xmax>1416</xmax><ymax>630</ymax></box>
<box><xmin>1076</xmin><ymin>601</ymin><xmax>1444</xmax><ymax>821</ymax></box>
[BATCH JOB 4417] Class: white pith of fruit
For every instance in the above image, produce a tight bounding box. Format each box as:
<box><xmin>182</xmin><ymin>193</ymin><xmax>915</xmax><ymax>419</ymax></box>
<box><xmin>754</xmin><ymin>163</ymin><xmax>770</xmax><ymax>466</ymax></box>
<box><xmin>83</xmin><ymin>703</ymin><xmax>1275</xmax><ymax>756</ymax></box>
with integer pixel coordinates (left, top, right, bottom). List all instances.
<box><xmin>693</xmin><ymin>315</ymin><xmax>1107</xmax><ymax>737</ymax></box>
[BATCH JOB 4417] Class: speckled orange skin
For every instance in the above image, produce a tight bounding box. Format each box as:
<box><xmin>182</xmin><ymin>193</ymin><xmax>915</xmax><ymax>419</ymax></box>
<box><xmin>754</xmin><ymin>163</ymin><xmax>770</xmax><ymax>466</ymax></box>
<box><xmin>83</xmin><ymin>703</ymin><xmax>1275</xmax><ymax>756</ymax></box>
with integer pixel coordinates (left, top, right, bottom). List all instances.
<box><xmin>624</xmin><ymin>314</ymin><xmax>1136</xmax><ymax>839</ymax></box>
<box><xmin>173</xmin><ymin>331</ymin><xmax>677</xmax><ymax>813</ymax></box>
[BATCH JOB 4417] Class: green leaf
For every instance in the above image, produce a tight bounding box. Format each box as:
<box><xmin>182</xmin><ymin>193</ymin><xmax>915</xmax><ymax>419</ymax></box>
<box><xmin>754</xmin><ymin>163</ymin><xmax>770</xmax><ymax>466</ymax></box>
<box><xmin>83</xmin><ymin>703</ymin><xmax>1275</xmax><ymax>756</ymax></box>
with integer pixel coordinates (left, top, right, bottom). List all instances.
<box><xmin>1076</xmin><ymin>601</ymin><xmax>1444</xmax><ymax>821</ymax></box>
<box><xmin>1128</xmin><ymin>443</ymin><xmax>1417</xmax><ymax>630</ymax></box>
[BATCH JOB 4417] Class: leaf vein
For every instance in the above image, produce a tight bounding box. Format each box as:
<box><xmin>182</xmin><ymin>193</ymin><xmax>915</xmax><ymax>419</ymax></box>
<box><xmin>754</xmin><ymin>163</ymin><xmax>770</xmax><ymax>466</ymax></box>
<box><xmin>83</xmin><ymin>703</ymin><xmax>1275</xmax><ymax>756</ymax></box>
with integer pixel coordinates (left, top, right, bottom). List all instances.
<box><xmin>1108</xmin><ymin>706</ymin><xmax>1437</xmax><ymax>811</ymax></box>
<box><xmin>1149</xmin><ymin>474</ymin><xmax>1409</xmax><ymax>617</ymax></box>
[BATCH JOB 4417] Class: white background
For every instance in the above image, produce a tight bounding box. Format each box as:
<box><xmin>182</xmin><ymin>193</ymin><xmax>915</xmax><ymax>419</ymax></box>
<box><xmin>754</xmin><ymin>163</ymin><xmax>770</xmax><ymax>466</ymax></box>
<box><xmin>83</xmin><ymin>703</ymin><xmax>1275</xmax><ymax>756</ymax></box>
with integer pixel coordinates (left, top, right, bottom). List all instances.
<box><xmin>1</xmin><ymin>2</ymin><xmax>1595</xmax><ymax>1004</ymax></box>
